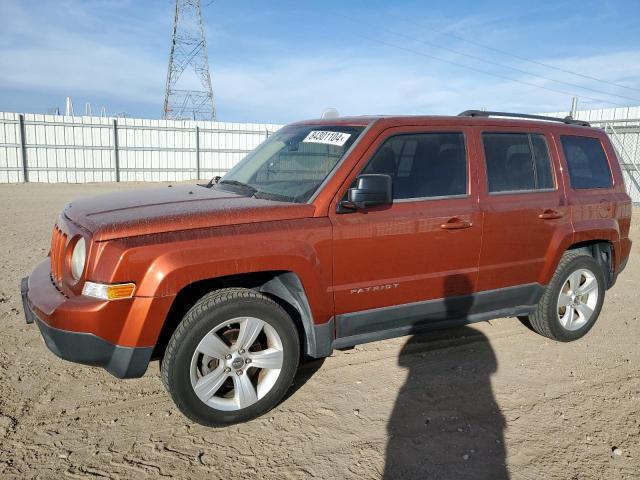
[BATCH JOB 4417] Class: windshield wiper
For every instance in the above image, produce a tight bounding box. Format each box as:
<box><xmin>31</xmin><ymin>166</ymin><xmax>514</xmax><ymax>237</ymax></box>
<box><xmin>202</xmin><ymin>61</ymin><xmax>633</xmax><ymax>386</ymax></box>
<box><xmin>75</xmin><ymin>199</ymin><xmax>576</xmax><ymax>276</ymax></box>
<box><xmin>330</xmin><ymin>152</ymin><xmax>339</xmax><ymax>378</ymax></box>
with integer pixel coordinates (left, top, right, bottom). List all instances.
<box><xmin>253</xmin><ymin>191</ymin><xmax>296</xmax><ymax>202</ymax></box>
<box><xmin>199</xmin><ymin>176</ymin><xmax>221</xmax><ymax>188</ymax></box>
<box><xmin>218</xmin><ymin>179</ymin><xmax>258</xmax><ymax>195</ymax></box>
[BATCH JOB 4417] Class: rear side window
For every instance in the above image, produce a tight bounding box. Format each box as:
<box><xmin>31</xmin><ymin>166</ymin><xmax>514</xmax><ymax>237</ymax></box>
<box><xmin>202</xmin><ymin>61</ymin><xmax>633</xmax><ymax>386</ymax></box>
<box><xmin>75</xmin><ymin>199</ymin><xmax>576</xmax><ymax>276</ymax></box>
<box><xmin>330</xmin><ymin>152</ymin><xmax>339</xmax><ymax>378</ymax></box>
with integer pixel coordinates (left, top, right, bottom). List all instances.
<box><xmin>361</xmin><ymin>132</ymin><xmax>467</xmax><ymax>200</ymax></box>
<box><xmin>560</xmin><ymin>136</ymin><xmax>612</xmax><ymax>189</ymax></box>
<box><xmin>483</xmin><ymin>133</ymin><xmax>555</xmax><ymax>193</ymax></box>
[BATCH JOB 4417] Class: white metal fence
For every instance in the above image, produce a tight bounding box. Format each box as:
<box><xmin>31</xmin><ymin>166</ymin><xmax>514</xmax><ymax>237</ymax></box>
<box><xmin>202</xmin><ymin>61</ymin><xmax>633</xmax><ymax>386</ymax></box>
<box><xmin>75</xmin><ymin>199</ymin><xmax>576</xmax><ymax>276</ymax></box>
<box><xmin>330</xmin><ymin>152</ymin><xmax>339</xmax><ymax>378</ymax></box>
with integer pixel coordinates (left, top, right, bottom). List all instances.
<box><xmin>0</xmin><ymin>112</ymin><xmax>282</xmax><ymax>183</ymax></box>
<box><xmin>1</xmin><ymin>109</ymin><xmax>639</xmax><ymax>204</ymax></box>
<box><xmin>599</xmin><ymin>120</ymin><xmax>640</xmax><ymax>204</ymax></box>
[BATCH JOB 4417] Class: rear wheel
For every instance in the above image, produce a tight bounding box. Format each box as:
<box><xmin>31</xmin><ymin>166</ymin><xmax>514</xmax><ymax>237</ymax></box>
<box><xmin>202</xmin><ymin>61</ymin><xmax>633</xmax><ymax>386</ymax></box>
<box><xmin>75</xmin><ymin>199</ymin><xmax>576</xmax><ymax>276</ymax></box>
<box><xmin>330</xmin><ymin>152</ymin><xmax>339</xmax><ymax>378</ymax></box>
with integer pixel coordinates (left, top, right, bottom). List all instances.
<box><xmin>161</xmin><ymin>288</ymin><xmax>300</xmax><ymax>426</ymax></box>
<box><xmin>525</xmin><ymin>251</ymin><xmax>606</xmax><ymax>342</ymax></box>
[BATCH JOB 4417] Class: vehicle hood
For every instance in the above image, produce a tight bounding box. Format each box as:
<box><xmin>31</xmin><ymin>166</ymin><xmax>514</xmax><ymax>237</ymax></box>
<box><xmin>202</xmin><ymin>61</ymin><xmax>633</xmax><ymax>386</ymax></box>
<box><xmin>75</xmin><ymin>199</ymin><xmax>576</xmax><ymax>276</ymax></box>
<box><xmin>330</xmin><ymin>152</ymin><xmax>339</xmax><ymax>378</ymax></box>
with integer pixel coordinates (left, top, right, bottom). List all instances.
<box><xmin>63</xmin><ymin>184</ymin><xmax>316</xmax><ymax>241</ymax></box>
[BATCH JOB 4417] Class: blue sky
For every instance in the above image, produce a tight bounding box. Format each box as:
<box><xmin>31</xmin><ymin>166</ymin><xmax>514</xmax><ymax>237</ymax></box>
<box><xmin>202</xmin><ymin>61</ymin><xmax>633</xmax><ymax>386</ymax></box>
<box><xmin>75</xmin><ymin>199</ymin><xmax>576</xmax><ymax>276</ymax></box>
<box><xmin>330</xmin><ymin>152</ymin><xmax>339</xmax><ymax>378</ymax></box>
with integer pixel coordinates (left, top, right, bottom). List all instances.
<box><xmin>1</xmin><ymin>0</ymin><xmax>639</xmax><ymax>123</ymax></box>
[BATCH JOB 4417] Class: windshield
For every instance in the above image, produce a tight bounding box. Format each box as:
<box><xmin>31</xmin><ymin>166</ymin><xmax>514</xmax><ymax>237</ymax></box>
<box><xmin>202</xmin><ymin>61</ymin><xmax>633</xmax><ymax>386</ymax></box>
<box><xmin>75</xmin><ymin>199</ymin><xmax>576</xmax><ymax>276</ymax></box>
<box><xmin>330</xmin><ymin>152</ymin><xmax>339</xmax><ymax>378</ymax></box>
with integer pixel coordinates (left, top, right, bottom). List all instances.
<box><xmin>217</xmin><ymin>124</ymin><xmax>365</xmax><ymax>203</ymax></box>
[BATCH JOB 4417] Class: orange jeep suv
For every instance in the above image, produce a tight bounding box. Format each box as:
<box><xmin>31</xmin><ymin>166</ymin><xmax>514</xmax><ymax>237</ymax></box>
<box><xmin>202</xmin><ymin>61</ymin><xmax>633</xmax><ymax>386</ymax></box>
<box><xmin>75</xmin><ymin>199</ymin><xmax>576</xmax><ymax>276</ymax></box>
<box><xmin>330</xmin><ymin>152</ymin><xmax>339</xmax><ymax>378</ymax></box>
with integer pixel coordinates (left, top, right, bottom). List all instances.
<box><xmin>22</xmin><ymin>111</ymin><xmax>632</xmax><ymax>426</ymax></box>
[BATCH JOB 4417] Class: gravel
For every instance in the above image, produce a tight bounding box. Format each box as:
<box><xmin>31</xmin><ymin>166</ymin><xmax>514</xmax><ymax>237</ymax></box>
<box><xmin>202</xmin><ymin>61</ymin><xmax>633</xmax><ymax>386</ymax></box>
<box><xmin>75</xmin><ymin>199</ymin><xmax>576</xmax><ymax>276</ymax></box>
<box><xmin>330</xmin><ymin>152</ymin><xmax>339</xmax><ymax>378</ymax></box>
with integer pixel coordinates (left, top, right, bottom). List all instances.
<box><xmin>0</xmin><ymin>183</ymin><xmax>639</xmax><ymax>479</ymax></box>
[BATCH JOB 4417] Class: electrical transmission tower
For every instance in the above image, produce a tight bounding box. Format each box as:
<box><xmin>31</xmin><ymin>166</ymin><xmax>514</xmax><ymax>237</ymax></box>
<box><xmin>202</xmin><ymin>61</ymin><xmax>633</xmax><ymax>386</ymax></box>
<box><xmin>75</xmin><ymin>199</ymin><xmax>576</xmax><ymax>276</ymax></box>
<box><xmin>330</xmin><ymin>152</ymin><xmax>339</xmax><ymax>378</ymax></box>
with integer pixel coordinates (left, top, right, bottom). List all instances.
<box><xmin>163</xmin><ymin>0</ymin><xmax>216</xmax><ymax>121</ymax></box>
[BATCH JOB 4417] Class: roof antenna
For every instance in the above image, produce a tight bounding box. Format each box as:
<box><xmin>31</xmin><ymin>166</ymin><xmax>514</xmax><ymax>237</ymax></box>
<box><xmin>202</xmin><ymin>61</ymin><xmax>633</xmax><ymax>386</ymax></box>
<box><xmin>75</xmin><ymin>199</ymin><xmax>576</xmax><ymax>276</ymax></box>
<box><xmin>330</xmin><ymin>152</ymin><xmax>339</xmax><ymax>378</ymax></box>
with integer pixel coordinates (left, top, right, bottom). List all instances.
<box><xmin>321</xmin><ymin>108</ymin><xmax>339</xmax><ymax>119</ymax></box>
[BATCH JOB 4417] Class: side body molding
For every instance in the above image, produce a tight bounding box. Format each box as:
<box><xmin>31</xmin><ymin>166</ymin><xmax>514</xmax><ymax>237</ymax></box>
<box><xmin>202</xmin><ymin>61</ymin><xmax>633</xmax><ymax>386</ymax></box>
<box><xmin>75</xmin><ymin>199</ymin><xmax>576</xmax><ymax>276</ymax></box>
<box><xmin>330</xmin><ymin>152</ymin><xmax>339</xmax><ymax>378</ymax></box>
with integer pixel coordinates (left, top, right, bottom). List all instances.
<box><xmin>260</xmin><ymin>280</ymin><xmax>548</xmax><ymax>360</ymax></box>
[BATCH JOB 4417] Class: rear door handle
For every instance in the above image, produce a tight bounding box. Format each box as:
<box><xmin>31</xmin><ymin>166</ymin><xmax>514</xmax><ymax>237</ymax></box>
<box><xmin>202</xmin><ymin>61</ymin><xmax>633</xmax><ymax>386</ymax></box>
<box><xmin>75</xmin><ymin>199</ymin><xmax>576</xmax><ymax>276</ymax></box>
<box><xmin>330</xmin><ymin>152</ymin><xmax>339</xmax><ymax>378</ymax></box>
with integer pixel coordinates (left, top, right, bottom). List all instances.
<box><xmin>440</xmin><ymin>218</ymin><xmax>472</xmax><ymax>230</ymax></box>
<box><xmin>600</xmin><ymin>199</ymin><xmax>613</xmax><ymax>213</ymax></box>
<box><xmin>538</xmin><ymin>209</ymin><xmax>564</xmax><ymax>220</ymax></box>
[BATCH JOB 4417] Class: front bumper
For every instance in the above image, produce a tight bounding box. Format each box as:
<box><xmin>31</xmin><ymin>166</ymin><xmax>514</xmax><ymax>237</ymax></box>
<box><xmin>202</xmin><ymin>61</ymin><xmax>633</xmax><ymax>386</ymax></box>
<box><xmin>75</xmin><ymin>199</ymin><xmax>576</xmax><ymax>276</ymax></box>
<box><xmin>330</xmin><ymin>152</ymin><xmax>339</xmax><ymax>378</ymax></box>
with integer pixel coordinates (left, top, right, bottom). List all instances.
<box><xmin>21</xmin><ymin>265</ymin><xmax>156</xmax><ymax>379</ymax></box>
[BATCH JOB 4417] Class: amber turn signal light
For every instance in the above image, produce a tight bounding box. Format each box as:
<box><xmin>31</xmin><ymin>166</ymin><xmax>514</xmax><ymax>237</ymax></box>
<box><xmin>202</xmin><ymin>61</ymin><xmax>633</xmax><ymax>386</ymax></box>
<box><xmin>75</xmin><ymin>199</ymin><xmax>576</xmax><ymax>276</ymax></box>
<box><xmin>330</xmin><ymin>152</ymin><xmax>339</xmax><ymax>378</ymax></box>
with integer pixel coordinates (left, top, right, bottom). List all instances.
<box><xmin>82</xmin><ymin>281</ymin><xmax>136</xmax><ymax>300</ymax></box>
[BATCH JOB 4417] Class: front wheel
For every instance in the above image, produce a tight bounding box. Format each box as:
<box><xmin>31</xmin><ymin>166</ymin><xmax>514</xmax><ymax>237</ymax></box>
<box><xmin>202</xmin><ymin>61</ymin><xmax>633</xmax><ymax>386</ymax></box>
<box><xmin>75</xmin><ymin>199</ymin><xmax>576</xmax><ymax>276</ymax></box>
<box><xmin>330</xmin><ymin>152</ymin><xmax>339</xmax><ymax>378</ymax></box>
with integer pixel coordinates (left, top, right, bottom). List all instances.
<box><xmin>525</xmin><ymin>251</ymin><xmax>606</xmax><ymax>342</ymax></box>
<box><xmin>161</xmin><ymin>288</ymin><xmax>300</xmax><ymax>426</ymax></box>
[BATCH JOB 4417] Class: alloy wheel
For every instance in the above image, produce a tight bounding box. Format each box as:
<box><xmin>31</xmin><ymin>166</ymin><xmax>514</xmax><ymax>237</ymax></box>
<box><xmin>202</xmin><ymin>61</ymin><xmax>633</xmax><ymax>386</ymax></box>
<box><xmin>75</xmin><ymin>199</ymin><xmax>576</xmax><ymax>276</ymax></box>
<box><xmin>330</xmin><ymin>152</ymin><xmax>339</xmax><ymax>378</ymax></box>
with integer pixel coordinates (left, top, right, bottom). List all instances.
<box><xmin>557</xmin><ymin>268</ymin><xmax>599</xmax><ymax>331</ymax></box>
<box><xmin>190</xmin><ymin>317</ymin><xmax>284</xmax><ymax>411</ymax></box>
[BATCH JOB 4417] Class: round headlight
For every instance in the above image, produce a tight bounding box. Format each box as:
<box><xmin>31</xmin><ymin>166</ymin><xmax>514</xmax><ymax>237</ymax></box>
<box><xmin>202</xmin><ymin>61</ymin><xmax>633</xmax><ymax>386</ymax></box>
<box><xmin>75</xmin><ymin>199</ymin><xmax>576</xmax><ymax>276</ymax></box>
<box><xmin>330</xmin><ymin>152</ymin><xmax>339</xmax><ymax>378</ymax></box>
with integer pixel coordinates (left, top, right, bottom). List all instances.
<box><xmin>70</xmin><ymin>237</ymin><xmax>86</xmax><ymax>280</ymax></box>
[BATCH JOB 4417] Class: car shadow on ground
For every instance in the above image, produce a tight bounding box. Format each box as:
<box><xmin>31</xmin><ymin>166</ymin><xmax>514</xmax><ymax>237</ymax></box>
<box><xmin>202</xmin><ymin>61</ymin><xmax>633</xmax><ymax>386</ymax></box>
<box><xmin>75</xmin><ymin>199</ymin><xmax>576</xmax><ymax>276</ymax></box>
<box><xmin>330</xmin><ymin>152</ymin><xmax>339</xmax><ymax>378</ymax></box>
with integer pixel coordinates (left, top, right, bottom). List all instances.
<box><xmin>384</xmin><ymin>274</ymin><xmax>508</xmax><ymax>479</ymax></box>
<box><xmin>283</xmin><ymin>356</ymin><xmax>326</xmax><ymax>402</ymax></box>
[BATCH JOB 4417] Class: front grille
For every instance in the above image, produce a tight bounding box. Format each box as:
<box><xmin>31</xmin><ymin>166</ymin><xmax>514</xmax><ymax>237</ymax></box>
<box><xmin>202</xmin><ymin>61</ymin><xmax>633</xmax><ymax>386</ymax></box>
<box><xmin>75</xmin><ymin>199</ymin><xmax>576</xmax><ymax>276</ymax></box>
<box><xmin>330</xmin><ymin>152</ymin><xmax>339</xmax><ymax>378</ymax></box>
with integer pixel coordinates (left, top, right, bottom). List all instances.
<box><xmin>50</xmin><ymin>225</ymin><xmax>67</xmax><ymax>287</ymax></box>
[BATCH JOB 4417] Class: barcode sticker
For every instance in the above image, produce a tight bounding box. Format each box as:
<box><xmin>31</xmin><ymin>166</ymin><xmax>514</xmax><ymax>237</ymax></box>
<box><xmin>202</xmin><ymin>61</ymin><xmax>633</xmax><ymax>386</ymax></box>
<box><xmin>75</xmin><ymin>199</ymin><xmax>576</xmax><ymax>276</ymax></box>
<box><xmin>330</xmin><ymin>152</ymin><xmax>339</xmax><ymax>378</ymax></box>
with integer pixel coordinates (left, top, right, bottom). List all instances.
<box><xmin>302</xmin><ymin>131</ymin><xmax>351</xmax><ymax>146</ymax></box>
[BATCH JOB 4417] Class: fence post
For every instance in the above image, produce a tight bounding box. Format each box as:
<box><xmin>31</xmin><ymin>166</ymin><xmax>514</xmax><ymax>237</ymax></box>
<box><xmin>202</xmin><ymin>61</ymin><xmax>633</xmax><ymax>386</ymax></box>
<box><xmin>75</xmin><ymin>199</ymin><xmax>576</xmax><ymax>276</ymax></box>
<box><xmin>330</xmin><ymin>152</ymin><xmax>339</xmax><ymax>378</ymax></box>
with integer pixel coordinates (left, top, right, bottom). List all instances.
<box><xmin>112</xmin><ymin>119</ymin><xmax>120</xmax><ymax>182</ymax></box>
<box><xmin>18</xmin><ymin>114</ymin><xmax>28</xmax><ymax>182</ymax></box>
<box><xmin>195</xmin><ymin>126</ymin><xmax>200</xmax><ymax>180</ymax></box>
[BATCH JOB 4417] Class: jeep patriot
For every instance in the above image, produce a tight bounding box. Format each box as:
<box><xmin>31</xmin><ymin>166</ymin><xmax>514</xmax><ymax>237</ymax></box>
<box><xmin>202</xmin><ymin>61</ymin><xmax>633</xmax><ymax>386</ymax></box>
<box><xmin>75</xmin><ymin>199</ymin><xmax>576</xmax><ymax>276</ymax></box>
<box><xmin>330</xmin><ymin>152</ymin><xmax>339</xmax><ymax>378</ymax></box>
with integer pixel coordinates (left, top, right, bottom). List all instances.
<box><xmin>22</xmin><ymin>111</ymin><xmax>632</xmax><ymax>425</ymax></box>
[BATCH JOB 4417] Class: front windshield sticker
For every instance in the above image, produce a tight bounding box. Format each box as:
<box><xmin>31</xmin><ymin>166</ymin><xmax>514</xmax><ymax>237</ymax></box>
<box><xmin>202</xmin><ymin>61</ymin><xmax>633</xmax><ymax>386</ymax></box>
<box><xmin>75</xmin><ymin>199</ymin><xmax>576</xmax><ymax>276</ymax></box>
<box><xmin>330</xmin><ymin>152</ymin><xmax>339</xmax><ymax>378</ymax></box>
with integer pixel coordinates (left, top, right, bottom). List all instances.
<box><xmin>302</xmin><ymin>130</ymin><xmax>351</xmax><ymax>147</ymax></box>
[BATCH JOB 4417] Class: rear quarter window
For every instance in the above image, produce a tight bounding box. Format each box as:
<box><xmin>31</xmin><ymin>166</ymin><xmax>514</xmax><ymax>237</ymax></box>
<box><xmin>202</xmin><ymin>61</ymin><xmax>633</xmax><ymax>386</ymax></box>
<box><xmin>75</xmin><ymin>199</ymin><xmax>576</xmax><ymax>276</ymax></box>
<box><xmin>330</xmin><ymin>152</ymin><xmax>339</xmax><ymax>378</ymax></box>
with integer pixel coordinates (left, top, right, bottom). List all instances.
<box><xmin>560</xmin><ymin>136</ymin><xmax>612</xmax><ymax>189</ymax></box>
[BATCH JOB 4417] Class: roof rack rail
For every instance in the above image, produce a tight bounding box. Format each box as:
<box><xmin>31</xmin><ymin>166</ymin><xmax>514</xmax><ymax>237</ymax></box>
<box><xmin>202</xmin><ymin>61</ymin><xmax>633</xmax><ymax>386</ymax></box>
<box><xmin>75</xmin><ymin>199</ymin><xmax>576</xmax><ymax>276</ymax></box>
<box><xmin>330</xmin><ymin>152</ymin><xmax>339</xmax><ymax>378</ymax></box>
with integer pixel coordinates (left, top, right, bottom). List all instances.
<box><xmin>458</xmin><ymin>110</ymin><xmax>590</xmax><ymax>127</ymax></box>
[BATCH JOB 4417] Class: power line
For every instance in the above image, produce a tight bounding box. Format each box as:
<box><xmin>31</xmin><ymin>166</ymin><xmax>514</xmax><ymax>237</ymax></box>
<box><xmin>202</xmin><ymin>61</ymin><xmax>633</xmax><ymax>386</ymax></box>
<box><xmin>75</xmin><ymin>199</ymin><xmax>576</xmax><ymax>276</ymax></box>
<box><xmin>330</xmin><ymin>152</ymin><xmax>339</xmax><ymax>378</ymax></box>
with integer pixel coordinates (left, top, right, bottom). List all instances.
<box><xmin>344</xmin><ymin>16</ymin><xmax>640</xmax><ymax>105</ymax></box>
<box><xmin>348</xmin><ymin>28</ymin><xmax>629</xmax><ymax>108</ymax></box>
<box><xmin>396</xmin><ymin>16</ymin><xmax>640</xmax><ymax>95</ymax></box>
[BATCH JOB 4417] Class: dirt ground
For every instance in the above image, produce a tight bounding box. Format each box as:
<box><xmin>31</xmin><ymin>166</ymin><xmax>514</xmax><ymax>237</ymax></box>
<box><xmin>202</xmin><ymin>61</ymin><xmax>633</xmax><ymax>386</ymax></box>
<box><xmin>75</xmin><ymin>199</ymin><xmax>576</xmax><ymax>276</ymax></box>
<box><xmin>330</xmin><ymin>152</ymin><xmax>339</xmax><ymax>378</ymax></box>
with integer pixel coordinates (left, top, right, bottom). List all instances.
<box><xmin>0</xmin><ymin>182</ymin><xmax>638</xmax><ymax>479</ymax></box>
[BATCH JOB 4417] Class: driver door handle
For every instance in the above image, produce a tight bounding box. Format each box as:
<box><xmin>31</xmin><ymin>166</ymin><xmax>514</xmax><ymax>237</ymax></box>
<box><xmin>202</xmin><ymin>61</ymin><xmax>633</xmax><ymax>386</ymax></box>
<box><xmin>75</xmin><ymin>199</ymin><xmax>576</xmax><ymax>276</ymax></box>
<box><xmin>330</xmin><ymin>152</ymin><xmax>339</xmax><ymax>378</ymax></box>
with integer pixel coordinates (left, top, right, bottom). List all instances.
<box><xmin>538</xmin><ymin>209</ymin><xmax>564</xmax><ymax>220</ymax></box>
<box><xmin>440</xmin><ymin>218</ymin><xmax>472</xmax><ymax>230</ymax></box>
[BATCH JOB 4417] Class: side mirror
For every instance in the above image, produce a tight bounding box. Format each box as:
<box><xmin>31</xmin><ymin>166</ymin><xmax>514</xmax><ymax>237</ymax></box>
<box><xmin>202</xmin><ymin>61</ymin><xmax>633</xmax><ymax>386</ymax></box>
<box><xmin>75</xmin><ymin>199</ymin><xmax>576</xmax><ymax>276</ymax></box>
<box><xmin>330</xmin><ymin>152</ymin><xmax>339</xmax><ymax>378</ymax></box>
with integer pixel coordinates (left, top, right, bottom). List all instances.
<box><xmin>339</xmin><ymin>174</ymin><xmax>392</xmax><ymax>212</ymax></box>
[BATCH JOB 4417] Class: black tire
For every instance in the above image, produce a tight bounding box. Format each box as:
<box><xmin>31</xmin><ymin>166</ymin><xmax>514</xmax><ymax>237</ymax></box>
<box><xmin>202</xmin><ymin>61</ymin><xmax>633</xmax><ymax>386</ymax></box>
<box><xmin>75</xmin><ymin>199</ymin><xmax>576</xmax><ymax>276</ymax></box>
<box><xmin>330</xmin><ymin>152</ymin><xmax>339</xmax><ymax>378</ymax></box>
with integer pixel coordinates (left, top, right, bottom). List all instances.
<box><xmin>161</xmin><ymin>288</ymin><xmax>300</xmax><ymax>426</ymax></box>
<box><xmin>525</xmin><ymin>251</ymin><xmax>606</xmax><ymax>342</ymax></box>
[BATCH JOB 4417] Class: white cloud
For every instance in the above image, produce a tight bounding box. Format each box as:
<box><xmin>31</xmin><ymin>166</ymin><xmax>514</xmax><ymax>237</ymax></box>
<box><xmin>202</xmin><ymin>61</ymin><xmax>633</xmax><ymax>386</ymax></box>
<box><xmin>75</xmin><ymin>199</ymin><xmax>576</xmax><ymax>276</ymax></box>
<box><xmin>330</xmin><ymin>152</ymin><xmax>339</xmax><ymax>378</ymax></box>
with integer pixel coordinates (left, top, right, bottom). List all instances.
<box><xmin>210</xmin><ymin>48</ymin><xmax>640</xmax><ymax>122</ymax></box>
<box><xmin>0</xmin><ymin>45</ymin><xmax>164</xmax><ymax>104</ymax></box>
